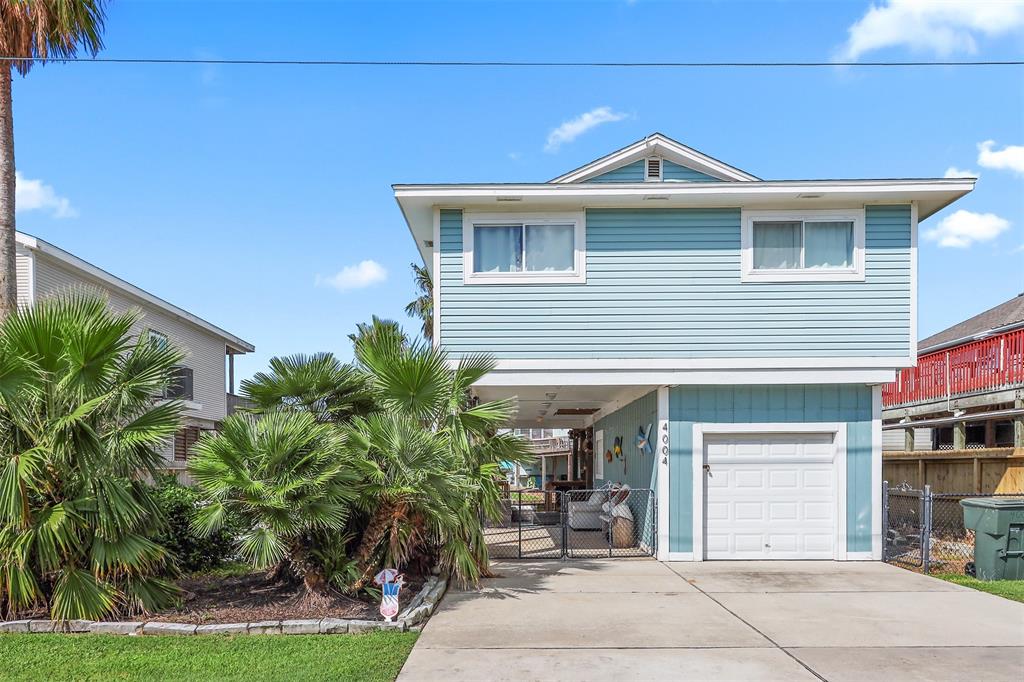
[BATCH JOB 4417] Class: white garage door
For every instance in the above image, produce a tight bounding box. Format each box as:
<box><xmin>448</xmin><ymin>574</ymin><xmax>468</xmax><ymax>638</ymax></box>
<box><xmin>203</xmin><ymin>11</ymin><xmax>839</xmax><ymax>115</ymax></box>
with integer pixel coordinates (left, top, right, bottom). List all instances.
<box><xmin>704</xmin><ymin>433</ymin><xmax>837</xmax><ymax>560</ymax></box>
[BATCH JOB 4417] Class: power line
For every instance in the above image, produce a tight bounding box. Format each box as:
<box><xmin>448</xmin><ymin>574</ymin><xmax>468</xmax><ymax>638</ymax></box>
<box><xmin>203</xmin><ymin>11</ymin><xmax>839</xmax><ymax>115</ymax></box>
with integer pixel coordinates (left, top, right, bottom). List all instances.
<box><xmin>0</xmin><ymin>56</ymin><xmax>1022</xmax><ymax>68</ymax></box>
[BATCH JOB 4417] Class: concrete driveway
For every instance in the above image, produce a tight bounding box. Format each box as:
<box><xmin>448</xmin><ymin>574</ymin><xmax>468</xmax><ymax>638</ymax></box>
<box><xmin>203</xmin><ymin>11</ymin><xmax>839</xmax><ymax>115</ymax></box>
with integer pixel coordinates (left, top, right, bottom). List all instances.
<box><xmin>398</xmin><ymin>560</ymin><xmax>1024</xmax><ymax>681</ymax></box>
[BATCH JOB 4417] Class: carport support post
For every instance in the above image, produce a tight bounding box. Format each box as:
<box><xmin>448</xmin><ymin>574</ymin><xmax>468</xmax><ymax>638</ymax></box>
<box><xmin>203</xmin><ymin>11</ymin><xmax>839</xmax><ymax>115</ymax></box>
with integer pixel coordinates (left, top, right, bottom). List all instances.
<box><xmin>904</xmin><ymin>427</ymin><xmax>915</xmax><ymax>452</ymax></box>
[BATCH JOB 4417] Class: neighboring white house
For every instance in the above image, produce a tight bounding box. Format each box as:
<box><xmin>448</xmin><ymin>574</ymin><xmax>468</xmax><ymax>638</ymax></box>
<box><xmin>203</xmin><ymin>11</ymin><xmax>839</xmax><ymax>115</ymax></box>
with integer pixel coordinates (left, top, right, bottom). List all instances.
<box><xmin>14</xmin><ymin>231</ymin><xmax>254</xmax><ymax>476</ymax></box>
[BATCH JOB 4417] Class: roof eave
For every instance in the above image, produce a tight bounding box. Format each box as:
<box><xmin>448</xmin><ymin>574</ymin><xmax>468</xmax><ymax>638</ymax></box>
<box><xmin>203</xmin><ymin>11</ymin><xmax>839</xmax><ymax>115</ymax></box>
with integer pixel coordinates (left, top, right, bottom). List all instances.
<box><xmin>18</xmin><ymin>232</ymin><xmax>256</xmax><ymax>353</ymax></box>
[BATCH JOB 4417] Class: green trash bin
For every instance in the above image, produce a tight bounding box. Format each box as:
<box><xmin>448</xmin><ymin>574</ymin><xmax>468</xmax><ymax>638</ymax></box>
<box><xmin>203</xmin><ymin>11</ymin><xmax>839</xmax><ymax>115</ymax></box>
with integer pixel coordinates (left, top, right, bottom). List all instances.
<box><xmin>960</xmin><ymin>497</ymin><xmax>1024</xmax><ymax>580</ymax></box>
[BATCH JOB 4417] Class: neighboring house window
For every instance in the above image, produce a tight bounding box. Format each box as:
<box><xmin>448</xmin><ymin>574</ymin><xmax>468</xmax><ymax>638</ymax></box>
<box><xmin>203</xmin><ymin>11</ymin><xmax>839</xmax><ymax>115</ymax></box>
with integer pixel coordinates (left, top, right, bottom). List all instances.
<box><xmin>160</xmin><ymin>366</ymin><xmax>194</xmax><ymax>401</ymax></box>
<box><xmin>463</xmin><ymin>212</ymin><xmax>586</xmax><ymax>284</ymax></box>
<box><xmin>147</xmin><ymin>330</ymin><xmax>169</xmax><ymax>350</ymax></box>
<box><xmin>173</xmin><ymin>426</ymin><xmax>201</xmax><ymax>461</ymax></box>
<box><xmin>740</xmin><ymin>209</ymin><xmax>865</xmax><ymax>282</ymax></box>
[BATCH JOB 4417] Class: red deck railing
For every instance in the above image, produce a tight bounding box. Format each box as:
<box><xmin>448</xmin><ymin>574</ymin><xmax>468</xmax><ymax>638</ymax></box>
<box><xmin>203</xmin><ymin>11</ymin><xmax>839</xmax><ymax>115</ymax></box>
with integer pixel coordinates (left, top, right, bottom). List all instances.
<box><xmin>882</xmin><ymin>328</ymin><xmax>1024</xmax><ymax>408</ymax></box>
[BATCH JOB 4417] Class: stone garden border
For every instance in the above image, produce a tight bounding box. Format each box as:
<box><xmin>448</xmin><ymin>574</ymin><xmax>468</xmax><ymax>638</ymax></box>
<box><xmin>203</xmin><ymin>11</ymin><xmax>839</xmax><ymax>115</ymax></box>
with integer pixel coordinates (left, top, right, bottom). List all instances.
<box><xmin>0</xmin><ymin>574</ymin><xmax>448</xmax><ymax>636</ymax></box>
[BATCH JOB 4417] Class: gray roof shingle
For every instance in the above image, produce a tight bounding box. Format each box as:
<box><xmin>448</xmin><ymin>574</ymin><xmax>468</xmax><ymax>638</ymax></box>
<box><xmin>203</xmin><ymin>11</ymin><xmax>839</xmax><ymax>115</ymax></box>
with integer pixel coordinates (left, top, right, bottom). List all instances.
<box><xmin>919</xmin><ymin>292</ymin><xmax>1024</xmax><ymax>352</ymax></box>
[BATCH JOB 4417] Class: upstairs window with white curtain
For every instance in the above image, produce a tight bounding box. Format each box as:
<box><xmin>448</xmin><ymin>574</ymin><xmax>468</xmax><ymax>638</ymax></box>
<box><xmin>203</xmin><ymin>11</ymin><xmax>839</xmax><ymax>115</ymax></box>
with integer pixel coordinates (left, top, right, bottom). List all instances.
<box><xmin>464</xmin><ymin>212</ymin><xmax>586</xmax><ymax>284</ymax></box>
<box><xmin>741</xmin><ymin>209</ymin><xmax>865</xmax><ymax>282</ymax></box>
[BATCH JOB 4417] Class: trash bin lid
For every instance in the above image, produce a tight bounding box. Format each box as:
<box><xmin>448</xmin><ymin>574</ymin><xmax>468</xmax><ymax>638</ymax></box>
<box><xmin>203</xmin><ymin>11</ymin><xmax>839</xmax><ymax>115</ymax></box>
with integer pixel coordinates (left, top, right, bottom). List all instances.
<box><xmin>960</xmin><ymin>497</ymin><xmax>1024</xmax><ymax>509</ymax></box>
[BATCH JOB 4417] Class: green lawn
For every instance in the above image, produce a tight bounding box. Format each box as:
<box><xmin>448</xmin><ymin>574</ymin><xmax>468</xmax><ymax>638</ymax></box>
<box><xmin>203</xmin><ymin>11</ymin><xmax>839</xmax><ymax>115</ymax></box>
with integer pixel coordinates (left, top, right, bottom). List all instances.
<box><xmin>933</xmin><ymin>573</ymin><xmax>1024</xmax><ymax>603</ymax></box>
<box><xmin>0</xmin><ymin>631</ymin><xmax>418</xmax><ymax>681</ymax></box>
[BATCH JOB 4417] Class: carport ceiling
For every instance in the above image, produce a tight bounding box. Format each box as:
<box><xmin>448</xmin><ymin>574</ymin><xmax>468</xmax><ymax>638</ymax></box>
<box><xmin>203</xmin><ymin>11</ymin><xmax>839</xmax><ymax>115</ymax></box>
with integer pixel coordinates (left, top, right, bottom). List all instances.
<box><xmin>473</xmin><ymin>384</ymin><xmax>656</xmax><ymax>428</ymax></box>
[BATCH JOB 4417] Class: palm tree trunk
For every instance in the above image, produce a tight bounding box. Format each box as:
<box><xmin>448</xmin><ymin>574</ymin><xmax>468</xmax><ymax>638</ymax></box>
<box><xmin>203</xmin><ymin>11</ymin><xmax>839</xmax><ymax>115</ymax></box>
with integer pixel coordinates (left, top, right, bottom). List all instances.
<box><xmin>0</xmin><ymin>66</ymin><xmax>16</xmax><ymax>319</ymax></box>
<box><xmin>349</xmin><ymin>501</ymin><xmax>394</xmax><ymax>590</ymax></box>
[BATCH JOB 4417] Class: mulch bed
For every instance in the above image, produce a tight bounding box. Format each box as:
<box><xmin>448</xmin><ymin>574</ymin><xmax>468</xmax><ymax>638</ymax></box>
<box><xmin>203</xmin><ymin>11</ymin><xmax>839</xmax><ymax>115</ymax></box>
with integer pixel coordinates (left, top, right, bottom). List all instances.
<box><xmin>153</xmin><ymin>571</ymin><xmax>426</xmax><ymax>624</ymax></box>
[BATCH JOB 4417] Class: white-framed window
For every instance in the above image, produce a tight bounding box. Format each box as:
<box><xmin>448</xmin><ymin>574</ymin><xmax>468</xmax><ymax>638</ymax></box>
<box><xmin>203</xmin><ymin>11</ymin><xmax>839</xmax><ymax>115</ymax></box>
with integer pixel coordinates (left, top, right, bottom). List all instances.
<box><xmin>594</xmin><ymin>429</ymin><xmax>604</xmax><ymax>480</ymax></box>
<box><xmin>463</xmin><ymin>211</ymin><xmax>586</xmax><ymax>284</ymax></box>
<box><xmin>740</xmin><ymin>208</ymin><xmax>865</xmax><ymax>283</ymax></box>
<box><xmin>146</xmin><ymin>330</ymin><xmax>169</xmax><ymax>350</ymax></box>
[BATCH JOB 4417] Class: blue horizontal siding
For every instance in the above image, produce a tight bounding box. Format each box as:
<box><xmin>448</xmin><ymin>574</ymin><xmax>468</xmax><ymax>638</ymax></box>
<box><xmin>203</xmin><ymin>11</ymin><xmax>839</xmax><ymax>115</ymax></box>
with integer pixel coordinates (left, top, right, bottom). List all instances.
<box><xmin>584</xmin><ymin>160</ymin><xmax>646</xmax><ymax>183</ymax></box>
<box><xmin>438</xmin><ymin>206</ymin><xmax>912</xmax><ymax>359</ymax></box>
<box><xmin>584</xmin><ymin>159</ymin><xmax>719</xmax><ymax>183</ymax></box>
<box><xmin>662</xmin><ymin>160</ymin><xmax>718</xmax><ymax>182</ymax></box>
<box><xmin>668</xmin><ymin>384</ymin><xmax>874</xmax><ymax>555</ymax></box>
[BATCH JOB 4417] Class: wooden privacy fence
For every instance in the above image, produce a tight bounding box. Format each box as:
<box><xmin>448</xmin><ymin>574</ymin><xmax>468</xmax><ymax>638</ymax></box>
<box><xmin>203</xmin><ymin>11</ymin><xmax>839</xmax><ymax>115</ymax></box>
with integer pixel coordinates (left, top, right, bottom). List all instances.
<box><xmin>883</xmin><ymin>447</ymin><xmax>1024</xmax><ymax>494</ymax></box>
<box><xmin>882</xmin><ymin>329</ymin><xmax>1024</xmax><ymax>408</ymax></box>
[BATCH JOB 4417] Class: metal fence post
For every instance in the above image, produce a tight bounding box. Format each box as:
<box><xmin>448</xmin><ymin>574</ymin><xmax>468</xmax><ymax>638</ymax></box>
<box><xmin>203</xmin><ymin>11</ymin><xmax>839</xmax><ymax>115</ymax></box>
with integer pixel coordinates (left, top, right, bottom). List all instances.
<box><xmin>652</xmin><ymin>489</ymin><xmax>658</xmax><ymax>557</ymax></box>
<box><xmin>560</xmin><ymin>491</ymin><xmax>568</xmax><ymax>560</ymax></box>
<box><xmin>882</xmin><ymin>480</ymin><xmax>889</xmax><ymax>561</ymax></box>
<box><xmin>517</xmin><ymin>489</ymin><xmax>522</xmax><ymax>560</ymax></box>
<box><xmin>922</xmin><ymin>484</ymin><xmax>932</xmax><ymax>574</ymax></box>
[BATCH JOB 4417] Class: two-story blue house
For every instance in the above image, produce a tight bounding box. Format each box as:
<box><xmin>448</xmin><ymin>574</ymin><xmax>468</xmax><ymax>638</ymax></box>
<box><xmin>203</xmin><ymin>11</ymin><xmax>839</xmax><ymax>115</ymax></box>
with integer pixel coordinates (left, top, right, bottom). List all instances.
<box><xmin>395</xmin><ymin>133</ymin><xmax>974</xmax><ymax>562</ymax></box>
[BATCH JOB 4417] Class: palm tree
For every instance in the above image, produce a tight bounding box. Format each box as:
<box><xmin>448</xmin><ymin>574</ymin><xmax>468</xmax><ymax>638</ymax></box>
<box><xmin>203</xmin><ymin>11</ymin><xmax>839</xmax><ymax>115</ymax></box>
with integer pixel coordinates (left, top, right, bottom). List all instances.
<box><xmin>404</xmin><ymin>263</ymin><xmax>433</xmax><ymax>342</ymax></box>
<box><xmin>0</xmin><ymin>1</ymin><xmax>108</xmax><ymax>319</ymax></box>
<box><xmin>240</xmin><ymin>352</ymin><xmax>374</xmax><ymax>423</ymax></box>
<box><xmin>0</xmin><ymin>293</ymin><xmax>183</xmax><ymax>620</ymax></box>
<box><xmin>349</xmin><ymin>331</ymin><xmax>531</xmax><ymax>586</ymax></box>
<box><xmin>188</xmin><ymin>410</ymin><xmax>366</xmax><ymax>602</ymax></box>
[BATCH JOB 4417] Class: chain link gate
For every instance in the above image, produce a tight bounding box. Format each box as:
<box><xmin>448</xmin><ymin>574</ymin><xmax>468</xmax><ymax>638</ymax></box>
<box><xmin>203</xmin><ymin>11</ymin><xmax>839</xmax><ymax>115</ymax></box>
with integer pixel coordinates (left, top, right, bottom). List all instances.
<box><xmin>484</xmin><ymin>488</ymin><xmax>657</xmax><ymax>560</ymax></box>
<box><xmin>883</xmin><ymin>482</ymin><xmax>927</xmax><ymax>568</ymax></box>
<box><xmin>883</xmin><ymin>481</ymin><xmax>1019</xmax><ymax>575</ymax></box>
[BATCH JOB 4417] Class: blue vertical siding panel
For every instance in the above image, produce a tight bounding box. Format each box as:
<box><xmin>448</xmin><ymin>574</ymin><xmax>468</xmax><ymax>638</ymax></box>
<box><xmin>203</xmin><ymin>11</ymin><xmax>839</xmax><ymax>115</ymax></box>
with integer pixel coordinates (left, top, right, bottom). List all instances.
<box><xmin>439</xmin><ymin>206</ymin><xmax>912</xmax><ymax>359</ymax></box>
<box><xmin>593</xmin><ymin>390</ymin><xmax>659</xmax><ymax>549</ymax></box>
<box><xmin>668</xmin><ymin>384</ymin><xmax>874</xmax><ymax>554</ymax></box>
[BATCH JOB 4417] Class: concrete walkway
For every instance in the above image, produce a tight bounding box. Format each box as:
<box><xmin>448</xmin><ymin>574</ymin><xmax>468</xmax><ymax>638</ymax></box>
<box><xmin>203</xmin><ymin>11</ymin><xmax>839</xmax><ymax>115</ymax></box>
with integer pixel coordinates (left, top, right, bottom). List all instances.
<box><xmin>398</xmin><ymin>560</ymin><xmax>1024</xmax><ymax>681</ymax></box>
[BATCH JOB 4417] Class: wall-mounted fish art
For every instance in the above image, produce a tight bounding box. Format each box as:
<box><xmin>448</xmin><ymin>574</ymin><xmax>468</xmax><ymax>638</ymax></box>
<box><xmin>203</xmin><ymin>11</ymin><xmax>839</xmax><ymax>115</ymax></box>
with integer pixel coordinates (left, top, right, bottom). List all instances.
<box><xmin>613</xmin><ymin>436</ymin><xmax>623</xmax><ymax>458</ymax></box>
<box><xmin>635</xmin><ymin>423</ymin><xmax>653</xmax><ymax>456</ymax></box>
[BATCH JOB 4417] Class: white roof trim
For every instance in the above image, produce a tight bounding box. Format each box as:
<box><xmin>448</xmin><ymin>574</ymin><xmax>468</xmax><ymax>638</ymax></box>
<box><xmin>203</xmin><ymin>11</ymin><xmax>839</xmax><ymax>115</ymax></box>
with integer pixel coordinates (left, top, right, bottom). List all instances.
<box><xmin>395</xmin><ymin>178</ymin><xmax>974</xmax><ymax>196</ymax></box>
<box><xmin>549</xmin><ymin>133</ymin><xmax>760</xmax><ymax>183</ymax></box>
<box><xmin>16</xmin><ymin>232</ymin><xmax>255</xmax><ymax>353</ymax></box>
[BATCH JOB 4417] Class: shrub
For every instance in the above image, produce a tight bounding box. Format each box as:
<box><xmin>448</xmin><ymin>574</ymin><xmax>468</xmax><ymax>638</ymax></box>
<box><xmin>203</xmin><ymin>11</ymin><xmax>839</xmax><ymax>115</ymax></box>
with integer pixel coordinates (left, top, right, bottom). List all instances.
<box><xmin>150</xmin><ymin>475</ymin><xmax>237</xmax><ymax>574</ymax></box>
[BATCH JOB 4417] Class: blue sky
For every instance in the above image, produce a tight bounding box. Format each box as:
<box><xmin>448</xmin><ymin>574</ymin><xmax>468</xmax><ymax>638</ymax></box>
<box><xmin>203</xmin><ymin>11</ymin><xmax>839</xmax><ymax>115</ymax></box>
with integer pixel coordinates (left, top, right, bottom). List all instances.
<box><xmin>12</xmin><ymin>0</ymin><xmax>1024</xmax><ymax>381</ymax></box>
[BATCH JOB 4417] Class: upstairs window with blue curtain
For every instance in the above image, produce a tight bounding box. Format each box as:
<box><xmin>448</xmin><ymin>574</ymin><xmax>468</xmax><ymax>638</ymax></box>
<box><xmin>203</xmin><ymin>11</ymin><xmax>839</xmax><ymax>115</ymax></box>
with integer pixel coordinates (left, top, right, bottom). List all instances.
<box><xmin>741</xmin><ymin>209</ymin><xmax>865</xmax><ymax>282</ymax></box>
<box><xmin>464</xmin><ymin>212</ymin><xmax>586</xmax><ymax>284</ymax></box>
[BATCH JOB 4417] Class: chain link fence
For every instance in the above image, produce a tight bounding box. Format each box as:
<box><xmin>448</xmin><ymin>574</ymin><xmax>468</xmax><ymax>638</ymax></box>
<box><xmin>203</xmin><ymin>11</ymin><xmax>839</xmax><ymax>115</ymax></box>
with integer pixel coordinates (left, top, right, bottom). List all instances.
<box><xmin>483</xmin><ymin>487</ymin><xmax>656</xmax><ymax>560</ymax></box>
<box><xmin>883</xmin><ymin>481</ymin><xmax>1020</xmax><ymax>575</ymax></box>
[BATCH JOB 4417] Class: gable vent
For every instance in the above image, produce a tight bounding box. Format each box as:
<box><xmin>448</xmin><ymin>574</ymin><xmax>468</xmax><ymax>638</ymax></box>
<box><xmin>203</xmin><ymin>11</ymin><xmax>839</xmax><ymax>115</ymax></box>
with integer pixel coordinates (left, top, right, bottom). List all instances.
<box><xmin>645</xmin><ymin>157</ymin><xmax>662</xmax><ymax>181</ymax></box>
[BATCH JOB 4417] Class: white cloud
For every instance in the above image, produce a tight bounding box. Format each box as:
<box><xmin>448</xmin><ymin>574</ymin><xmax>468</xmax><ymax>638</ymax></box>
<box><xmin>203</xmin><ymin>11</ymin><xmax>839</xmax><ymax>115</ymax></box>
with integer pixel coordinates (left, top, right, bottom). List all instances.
<box><xmin>944</xmin><ymin>166</ymin><xmax>978</xmax><ymax>178</ymax></box>
<box><xmin>923</xmin><ymin>209</ymin><xmax>1010</xmax><ymax>248</ymax></box>
<box><xmin>15</xmin><ymin>172</ymin><xmax>77</xmax><ymax>218</ymax></box>
<box><xmin>837</xmin><ymin>0</ymin><xmax>1024</xmax><ymax>61</ymax></box>
<box><xmin>507</xmin><ymin>151</ymin><xmax>522</xmax><ymax>161</ymax></box>
<box><xmin>316</xmin><ymin>260</ymin><xmax>388</xmax><ymax>292</ymax></box>
<box><xmin>977</xmin><ymin>140</ymin><xmax>1024</xmax><ymax>174</ymax></box>
<box><xmin>544</xmin><ymin>106</ymin><xmax>628</xmax><ymax>153</ymax></box>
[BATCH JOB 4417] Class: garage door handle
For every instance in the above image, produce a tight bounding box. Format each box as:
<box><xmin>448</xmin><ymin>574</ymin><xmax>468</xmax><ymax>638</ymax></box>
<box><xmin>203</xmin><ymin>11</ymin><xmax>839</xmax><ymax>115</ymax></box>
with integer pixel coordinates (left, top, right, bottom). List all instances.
<box><xmin>703</xmin><ymin>464</ymin><xmax>712</xmax><ymax>478</ymax></box>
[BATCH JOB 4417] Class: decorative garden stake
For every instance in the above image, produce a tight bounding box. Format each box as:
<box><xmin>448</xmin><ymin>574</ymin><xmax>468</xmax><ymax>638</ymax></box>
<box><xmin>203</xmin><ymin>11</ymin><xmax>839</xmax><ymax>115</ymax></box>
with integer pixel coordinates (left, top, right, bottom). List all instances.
<box><xmin>374</xmin><ymin>569</ymin><xmax>404</xmax><ymax>622</ymax></box>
